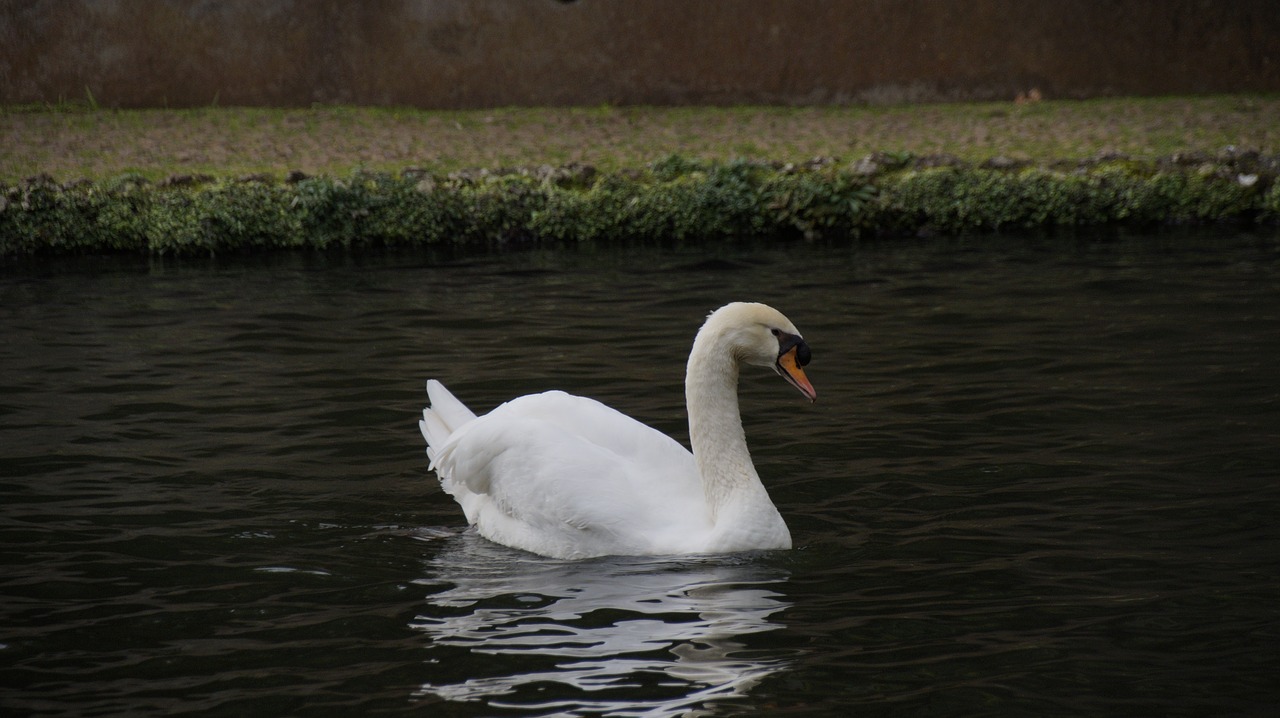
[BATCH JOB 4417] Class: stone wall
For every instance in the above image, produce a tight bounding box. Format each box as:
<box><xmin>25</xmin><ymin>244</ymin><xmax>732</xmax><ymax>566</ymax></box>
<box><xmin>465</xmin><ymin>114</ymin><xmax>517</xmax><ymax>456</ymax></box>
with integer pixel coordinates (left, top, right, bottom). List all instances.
<box><xmin>3</xmin><ymin>0</ymin><xmax>1278</xmax><ymax>108</ymax></box>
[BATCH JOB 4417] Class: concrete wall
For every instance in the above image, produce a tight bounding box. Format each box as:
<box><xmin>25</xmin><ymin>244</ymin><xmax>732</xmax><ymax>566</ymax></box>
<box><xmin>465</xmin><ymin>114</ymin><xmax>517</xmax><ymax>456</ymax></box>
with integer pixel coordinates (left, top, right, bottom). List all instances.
<box><xmin>3</xmin><ymin>0</ymin><xmax>1278</xmax><ymax>108</ymax></box>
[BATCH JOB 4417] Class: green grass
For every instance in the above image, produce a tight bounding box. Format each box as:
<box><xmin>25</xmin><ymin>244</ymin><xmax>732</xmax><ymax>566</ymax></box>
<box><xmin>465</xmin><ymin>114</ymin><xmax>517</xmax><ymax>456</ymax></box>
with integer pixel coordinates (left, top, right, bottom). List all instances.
<box><xmin>5</xmin><ymin>153</ymin><xmax>1277</xmax><ymax>257</ymax></box>
<box><xmin>3</xmin><ymin>96</ymin><xmax>1278</xmax><ymax>184</ymax></box>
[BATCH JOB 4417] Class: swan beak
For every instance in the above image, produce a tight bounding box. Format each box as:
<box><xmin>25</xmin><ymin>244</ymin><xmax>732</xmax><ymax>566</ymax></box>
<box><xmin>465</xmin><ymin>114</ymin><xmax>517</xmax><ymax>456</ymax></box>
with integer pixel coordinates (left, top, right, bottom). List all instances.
<box><xmin>777</xmin><ymin>345</ymin><xmax>817</xmax><ymax>403</ymax></box>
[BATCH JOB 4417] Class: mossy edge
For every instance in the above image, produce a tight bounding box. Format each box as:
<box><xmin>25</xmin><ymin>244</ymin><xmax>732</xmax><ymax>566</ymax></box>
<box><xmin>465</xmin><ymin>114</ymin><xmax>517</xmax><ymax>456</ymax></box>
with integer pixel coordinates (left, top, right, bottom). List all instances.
<box><xmin>3</xmin><ymin>152</ymin><xmax>1278</xmax><ymax>257</ymax></box>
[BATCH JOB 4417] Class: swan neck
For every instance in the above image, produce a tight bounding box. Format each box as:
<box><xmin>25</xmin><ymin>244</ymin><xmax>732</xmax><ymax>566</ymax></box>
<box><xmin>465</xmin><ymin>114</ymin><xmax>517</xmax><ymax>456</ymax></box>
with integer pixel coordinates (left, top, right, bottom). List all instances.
<box><xmin>686</xmin><ymin>336</ymin><xmax>758</xmax><ymax>515</ymax></box>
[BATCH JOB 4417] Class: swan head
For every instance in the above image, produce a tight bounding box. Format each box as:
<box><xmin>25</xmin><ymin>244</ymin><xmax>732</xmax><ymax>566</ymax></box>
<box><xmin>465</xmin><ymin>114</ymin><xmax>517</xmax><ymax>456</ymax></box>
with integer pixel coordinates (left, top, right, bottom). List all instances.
<box><xmin>699</xmin><ymin>302</ymin><xmax>817</xmax><ymax>402</ymax></box>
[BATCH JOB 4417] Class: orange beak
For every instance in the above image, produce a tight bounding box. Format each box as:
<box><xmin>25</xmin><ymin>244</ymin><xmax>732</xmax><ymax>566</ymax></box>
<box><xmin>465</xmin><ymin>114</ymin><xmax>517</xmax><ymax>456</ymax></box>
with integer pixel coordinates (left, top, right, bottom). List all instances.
<box><xmin>776</xmin><ymin>346</ymin><xmax>817</xmax><ymax>403</ymax></box>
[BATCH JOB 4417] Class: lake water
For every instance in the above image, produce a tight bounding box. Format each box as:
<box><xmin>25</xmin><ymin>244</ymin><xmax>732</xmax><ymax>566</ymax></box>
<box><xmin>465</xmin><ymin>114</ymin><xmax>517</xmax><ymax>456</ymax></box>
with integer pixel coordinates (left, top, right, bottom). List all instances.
<box><xmin>3</xmin><ymin>229</ymin><xmax>1279</xmax><ymax>717</ymax></box>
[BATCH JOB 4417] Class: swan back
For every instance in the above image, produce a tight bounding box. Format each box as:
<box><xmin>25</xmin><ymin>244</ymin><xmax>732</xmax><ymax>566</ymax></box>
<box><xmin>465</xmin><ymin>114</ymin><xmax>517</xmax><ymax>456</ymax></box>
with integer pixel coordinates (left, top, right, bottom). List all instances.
<box><xmin>422</xmin><ymin>386</ymin><xmax>707</xmax><ymax>558</ymax></box>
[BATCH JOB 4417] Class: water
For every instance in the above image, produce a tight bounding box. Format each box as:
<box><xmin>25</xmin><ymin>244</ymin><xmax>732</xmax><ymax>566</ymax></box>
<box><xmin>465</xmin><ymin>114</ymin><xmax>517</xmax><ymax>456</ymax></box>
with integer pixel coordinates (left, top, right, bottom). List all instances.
<box><xmin>3</xmin><ymin>230</ymin><xmax>1279</xmax><ymax>717</ymax></box>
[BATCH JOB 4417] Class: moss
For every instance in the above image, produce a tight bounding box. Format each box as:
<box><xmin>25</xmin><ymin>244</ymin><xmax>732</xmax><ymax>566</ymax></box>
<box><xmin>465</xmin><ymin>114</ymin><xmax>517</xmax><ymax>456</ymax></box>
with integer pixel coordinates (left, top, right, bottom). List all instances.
<box><xmin>2</xmin><ymin>155</ymin><xmax>1277</xmax><ymax>257</ymax></box>
<box><xmin>869</xmin><ymin>160</ymin><xmax>1274</xmax><ymax>233</ymax></box>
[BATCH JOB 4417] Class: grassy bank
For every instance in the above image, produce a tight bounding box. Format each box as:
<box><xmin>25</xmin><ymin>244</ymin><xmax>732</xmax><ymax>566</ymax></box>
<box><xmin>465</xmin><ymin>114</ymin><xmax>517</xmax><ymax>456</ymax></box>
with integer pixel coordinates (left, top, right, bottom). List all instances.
<box><xmin>4</xmin><ymin>97</ymin><xmax>1278</xmax><ymax>182</ymax></box>
<box><xmin>2</xmin><ymin>97</ymin><xmax>1278</xmax><ymax>255</ymax></box>
<box><xmin>4</xmin><ymin>153</ymin><xmax>1277</xmax><ymax>256</ymax></box>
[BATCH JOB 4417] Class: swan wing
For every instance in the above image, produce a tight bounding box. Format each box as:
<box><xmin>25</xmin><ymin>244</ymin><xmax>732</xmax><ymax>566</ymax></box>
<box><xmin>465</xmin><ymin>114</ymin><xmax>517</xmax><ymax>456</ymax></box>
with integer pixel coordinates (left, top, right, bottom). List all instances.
<box><xmin>430</xmin><ymin>390</ymin><xmax>707</xmax><ymax>558</ymax></box>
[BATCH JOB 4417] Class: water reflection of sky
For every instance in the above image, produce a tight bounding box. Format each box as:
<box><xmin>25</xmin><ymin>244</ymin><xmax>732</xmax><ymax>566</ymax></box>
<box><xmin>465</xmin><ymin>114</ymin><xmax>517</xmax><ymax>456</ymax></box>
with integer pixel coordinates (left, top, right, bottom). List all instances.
<box><xmin>410</xmin><ymin>531</ymin><xmax>792</xmax><ymax>717</ymax></box>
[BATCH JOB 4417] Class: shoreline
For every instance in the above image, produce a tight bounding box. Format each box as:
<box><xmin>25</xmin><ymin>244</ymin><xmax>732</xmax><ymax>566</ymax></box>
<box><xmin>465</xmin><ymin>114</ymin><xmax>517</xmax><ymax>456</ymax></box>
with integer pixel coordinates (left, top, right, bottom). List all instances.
<box><xmin>4</xmin><ymin>152</ymin><xmax>1277</xmax><ymax>257</ymax></box>
<box><xmin>3</xmin><ymin>98</ymin><xmax>1278</xmax><ymax>256</ymax></box>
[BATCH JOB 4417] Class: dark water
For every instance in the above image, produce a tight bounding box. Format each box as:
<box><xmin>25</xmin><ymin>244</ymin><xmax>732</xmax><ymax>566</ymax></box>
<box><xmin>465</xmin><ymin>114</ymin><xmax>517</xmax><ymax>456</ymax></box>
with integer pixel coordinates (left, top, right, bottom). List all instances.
<box><xmin>3</xmin><ymin>230</ymin><xmax>1279</xmax><ymax>717</ymax></box>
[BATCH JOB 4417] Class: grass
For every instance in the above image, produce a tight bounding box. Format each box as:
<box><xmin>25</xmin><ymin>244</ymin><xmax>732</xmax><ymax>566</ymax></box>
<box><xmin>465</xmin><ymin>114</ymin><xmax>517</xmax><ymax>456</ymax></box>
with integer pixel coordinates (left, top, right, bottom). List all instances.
<box><xmin>3</xmin><ymin>96</ymin><xmax>1278</xmax><ymax>184</ymax></box>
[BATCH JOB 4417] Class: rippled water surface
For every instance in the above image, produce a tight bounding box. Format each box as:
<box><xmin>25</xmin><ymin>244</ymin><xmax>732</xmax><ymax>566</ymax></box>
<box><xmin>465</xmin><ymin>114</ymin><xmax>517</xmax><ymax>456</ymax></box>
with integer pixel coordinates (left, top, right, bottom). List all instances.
<box><xmin>3</xmin><ymin>230</ymin><xmax>1279</xmax><ymax>716</ymax></box>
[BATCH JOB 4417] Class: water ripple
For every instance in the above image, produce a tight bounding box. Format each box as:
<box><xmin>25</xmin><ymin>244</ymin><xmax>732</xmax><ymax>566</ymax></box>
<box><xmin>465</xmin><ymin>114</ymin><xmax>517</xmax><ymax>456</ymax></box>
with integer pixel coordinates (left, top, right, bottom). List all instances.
<box><xmin>410</xmin><ymin>534</ymin><xmax>792</xmax><ymax>717</ymax></box>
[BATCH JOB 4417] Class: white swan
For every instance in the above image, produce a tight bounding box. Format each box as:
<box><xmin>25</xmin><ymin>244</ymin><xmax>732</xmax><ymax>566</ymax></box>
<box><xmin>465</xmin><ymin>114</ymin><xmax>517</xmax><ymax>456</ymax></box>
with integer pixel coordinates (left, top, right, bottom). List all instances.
<box><xmin>418</xmin><ymin>302</ymin><xmax>815</xmax><ymax>559</ymax></box>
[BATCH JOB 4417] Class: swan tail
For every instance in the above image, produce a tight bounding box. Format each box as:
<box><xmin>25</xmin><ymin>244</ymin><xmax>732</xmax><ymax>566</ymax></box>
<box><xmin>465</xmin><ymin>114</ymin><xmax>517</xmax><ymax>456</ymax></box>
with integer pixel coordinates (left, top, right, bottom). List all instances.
<box><xmin>427</xmin><ymin>379</ymin><xmax>478</xmax><ymax>427</ymax></box>
<box><xmin>419</xmin><ymin>379</ymin><xmax>477</xmax><ymax>468</ymax></box>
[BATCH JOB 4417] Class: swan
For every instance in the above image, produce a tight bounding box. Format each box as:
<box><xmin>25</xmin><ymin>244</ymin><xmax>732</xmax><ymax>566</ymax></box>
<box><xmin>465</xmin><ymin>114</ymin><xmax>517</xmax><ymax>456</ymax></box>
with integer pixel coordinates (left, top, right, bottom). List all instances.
<box><xmin>418</xmin><ymin>302</ymin><xmax>815</xmax><ymax>559</ymax></box>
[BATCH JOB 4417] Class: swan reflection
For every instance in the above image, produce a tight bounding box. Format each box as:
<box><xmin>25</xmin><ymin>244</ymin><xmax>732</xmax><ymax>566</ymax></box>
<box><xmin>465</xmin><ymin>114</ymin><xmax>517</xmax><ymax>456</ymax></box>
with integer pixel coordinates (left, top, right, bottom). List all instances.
<box><xmin>411</xmin><ymin>532</ymin><xmax>792</xmax><ymax>716</ymax></box>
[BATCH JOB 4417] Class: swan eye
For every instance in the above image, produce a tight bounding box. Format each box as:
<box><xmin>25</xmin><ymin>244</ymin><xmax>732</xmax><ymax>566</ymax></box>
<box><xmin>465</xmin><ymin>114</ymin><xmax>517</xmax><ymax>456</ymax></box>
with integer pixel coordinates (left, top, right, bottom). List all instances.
<box><xmin>770</xmin><ymin>328</ymin><xmax>782</xmax><ymax>337</ymax></box>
